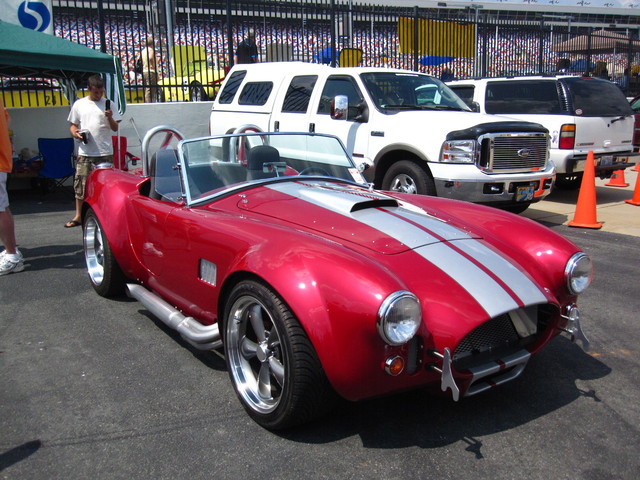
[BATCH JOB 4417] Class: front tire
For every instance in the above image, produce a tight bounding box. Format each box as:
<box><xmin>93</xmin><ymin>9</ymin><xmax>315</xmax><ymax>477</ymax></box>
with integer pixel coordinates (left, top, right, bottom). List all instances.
<box><xmin>382</xmin><ymin>160</ymin><xmax>436</xmax><ymax>195</ymax></box>
<box><xmin>223</xmin><ymin>280</ymin><xmax>335</xmax><ymax>430</ymax></box>
<box><xmin>83</xmin><ymin>209</ymin><xmax>126</xmax><ymax>297</ymax></box>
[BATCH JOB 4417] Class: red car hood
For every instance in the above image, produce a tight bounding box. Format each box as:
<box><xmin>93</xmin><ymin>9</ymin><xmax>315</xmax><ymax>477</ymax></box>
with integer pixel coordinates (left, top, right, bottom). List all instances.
<box><xmin>237</xmin><ymin>180</ymin><xmax>550</xmax><ymax>322</ymax></box>
<box><xmin>237</xmin><ymin>181</ymin><xmax>480</xmax><ymax>254</ymax></box>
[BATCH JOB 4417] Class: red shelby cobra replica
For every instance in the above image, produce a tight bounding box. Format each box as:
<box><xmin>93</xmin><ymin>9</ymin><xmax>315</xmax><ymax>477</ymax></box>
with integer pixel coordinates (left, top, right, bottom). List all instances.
<box><xmin>82</xmin><ymin>126</ymin><xmax>592</xmax><ymax>430</ymax></box>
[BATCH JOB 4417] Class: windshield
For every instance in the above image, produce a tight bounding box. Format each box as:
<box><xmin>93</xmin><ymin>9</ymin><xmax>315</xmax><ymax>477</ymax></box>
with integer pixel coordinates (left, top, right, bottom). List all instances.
<box><xmin>179</xmin><ymin>132</ymin><xmax>366</xmax><ymax>204</ymax></box>
<box><xmin>360</xmin><ymin>72</ymin><xmax>470</xmax><ymax>111</ymax></box>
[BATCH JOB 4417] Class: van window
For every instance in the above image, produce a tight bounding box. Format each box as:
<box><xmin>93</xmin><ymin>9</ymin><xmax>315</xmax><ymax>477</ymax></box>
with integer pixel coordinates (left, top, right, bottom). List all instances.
<box><xmin>485</xmin><ymin>80</ymin><xmax>562</xmax><ymax>114</ymax></box>
<box><xmin>563</xmin><ymin>77</ymin><xmax>634</xmax><ymax>116</ymax></box>
<box><xmin>218</xmin><ymin>70</ymin><xmax>247</xmax><ymax>104</ymax></box>
<box><xmin>282</xmin><ymin>75</ymin><xmax>317</xmax><ymax>113</ymax></box>
<box><xmin>238</xmin><ymin>82</ymin><xmax>274</xmax><ymax>106</ymax></box>
<box><xmin>448</xmin><ymin>85</ymin><xmax>475</xmax><ymax>108</ymax></box>
<box><xmin>317</xmin><ymin>76</ymin><xmax>362</xmax><ymax>116</ymax></box>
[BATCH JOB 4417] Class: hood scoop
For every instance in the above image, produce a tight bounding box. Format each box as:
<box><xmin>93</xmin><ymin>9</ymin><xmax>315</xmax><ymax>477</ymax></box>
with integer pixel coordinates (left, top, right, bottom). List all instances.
<box><xmin>350</xmin><ymin>198</ymin><xmax>399</xmax><ymax>212</ymax></box>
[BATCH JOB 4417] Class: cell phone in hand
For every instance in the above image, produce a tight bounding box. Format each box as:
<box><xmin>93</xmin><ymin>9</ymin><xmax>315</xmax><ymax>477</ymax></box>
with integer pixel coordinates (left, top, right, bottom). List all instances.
<box><xmin>105</xmin><ymin>100</ymin><xmax>111</xmax><ymax>110</ymax></box>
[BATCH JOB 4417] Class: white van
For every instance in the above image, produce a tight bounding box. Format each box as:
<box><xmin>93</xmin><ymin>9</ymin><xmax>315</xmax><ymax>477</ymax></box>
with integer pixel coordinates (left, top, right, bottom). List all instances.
<box><xmin>448</xmin><ymin>75</ymin><xmax>639</xmax><ymax>188</ymax></box>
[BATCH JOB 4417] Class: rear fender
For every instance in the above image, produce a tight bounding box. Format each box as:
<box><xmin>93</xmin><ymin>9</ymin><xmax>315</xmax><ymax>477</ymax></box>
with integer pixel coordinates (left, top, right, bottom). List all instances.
<box><xmin>83</xmin><ymin>169</ymin><xmax>148</xmax><ymax>273</ymax></box>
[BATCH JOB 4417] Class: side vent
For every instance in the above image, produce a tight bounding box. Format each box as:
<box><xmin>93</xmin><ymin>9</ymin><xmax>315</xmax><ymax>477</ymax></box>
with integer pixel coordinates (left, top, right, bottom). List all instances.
<box><xmin>199</xmin><ymin>259</ymin><xmax>217</xmax><ymax>286</ymax></box>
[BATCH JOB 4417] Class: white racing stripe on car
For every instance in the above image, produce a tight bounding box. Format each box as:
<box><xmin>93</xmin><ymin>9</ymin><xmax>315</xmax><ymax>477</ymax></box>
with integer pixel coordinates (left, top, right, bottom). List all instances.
<box><xmin>268</xmin><ymin>182</ymin><xmax>442</xmax><ymax>247</ymax></box>
<box><xmin>452</xmin><ymin>239</ymin><xmax>548</xmax><ymax>306</ymax></box>
<box><xmin>414</xmin><ymin>243</ymin><xmax>519</xmax><ymax>317</ymax></box>
<box><xmin>266</xmin><ymin>182</ymin><xmax>543</xmax><ymax>316</ymax></box>
<box><xmin>391</xmin><ymin>206</ymin><xmax>471</xmax><ymax>241</ymax></box>
<box><xmin>393</xmin><ymin>208</ymin><xmax>548</xmax><ymax>307</ymax></box>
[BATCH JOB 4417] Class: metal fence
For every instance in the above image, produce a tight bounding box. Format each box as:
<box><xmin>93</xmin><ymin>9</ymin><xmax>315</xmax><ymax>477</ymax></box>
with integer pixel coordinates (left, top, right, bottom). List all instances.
<box><xmin>3</xmin><ymin>0</ymin><xmax>640</xmax><ymax>107</ymax></box>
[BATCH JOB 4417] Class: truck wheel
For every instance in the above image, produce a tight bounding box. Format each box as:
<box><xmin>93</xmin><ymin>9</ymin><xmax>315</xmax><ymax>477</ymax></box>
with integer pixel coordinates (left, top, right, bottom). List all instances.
<box><xmin>382</xmin><ymin>160</ymin><xmax>436</xmax><ymax>196</ymax></box>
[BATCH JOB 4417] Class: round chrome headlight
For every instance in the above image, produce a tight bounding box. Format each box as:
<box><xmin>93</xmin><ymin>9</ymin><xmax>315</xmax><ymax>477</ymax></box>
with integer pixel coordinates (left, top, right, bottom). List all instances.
<box><xmin>377</xmin><ymin>291</ymin><xmax>421</xmax><ymax>346</ymax></box>
<box><xmin>565</xmin><ymin>252</ymin><xmax>593</xmax><ymax>295</ymax></box>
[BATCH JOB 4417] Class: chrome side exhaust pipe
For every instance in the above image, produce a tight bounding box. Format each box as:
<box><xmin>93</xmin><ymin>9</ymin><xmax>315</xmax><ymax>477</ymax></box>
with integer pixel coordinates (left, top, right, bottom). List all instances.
<box><xmin>126</xmin><ymin>284</ymin><xmax>222</xmax><ymax>350</ymax></box>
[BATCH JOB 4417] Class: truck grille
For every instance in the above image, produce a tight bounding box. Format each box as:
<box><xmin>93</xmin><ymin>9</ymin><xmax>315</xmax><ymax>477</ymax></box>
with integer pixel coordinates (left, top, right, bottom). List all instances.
<box><xmin>481</xmin><ymin>133</ymin><xmax>549</xmax><ymax>173</ymax></box>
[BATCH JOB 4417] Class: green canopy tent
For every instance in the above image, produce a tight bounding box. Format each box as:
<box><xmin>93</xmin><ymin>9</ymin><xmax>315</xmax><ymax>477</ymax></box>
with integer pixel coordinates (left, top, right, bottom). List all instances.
<box><xmin>0</xmin><ymin>20</ymin><xmax>126</xmax><ymax>113</ymax></box>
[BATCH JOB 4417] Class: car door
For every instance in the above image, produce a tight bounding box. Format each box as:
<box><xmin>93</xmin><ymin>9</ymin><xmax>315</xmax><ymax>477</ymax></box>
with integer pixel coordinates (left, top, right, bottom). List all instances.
<box><xmin>270</xmin><ymin>74</ymin><xmax>318</xmax><ymax>134</ymax></box>
<box><xmin>305</xmin><ymin>74</ymin><xmax>370</xmax><ymax>159</ymax></box>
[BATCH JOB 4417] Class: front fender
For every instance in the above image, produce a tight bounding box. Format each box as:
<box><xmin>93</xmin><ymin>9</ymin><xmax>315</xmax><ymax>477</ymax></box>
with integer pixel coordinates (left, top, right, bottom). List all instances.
<box><xmin>221</xmin><ymin>232</ymin><xmax>407</xmax><ymax>400</ymax></box>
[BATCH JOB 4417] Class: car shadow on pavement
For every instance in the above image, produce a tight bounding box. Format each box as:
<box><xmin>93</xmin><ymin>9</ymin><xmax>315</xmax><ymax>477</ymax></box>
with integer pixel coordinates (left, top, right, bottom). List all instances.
<box><xmin>16</xmin><ymin>245</ymin><xmax>85</xmax><ymax>272</ymax></box>
<box><xmin>139</xmin><ymin>310</ymin><xmax>229</xmax><ymax>372</ymax></box>
<box><xmin>279</xmin><ymin>336</ymin><xmax>610</xmax><ymax>448</ymax></box>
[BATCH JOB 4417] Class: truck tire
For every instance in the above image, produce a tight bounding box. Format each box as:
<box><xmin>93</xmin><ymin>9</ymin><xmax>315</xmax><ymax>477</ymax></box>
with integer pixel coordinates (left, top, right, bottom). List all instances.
<box><xmin>382</xmin><ymin>160</ymin><xmax>436</xmax><ymax>196</ymax></box>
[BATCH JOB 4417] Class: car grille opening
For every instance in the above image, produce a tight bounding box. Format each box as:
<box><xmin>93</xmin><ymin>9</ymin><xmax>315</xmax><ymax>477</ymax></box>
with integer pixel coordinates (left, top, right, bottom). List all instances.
<box><xmin>482</xmin><ymin>133</ymin><xmax>549</xmax><ymax>173</ymax></box>
<box><xmin>452</xmin><ymin>304</ymin><xmax>554</xmax><ymax>371</ymax></box>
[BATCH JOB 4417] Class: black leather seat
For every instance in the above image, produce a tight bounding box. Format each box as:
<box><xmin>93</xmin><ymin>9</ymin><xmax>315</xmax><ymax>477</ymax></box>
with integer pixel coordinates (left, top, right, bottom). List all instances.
<box><xmin>246</xmin><ymin>145</ymin><xmax>280</xmax><ymax>180</ymax></box>
<box><xmin>148</xmin><ymin>149</ymin><xmax>182</xmax><ymax>201</ymax></box>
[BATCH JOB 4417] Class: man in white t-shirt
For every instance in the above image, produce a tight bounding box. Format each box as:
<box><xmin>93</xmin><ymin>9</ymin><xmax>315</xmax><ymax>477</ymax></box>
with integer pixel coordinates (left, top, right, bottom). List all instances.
<box><xmin>66</xmin><ymin>75</ymin><xmax>121</xmax><ymax>228</ymax></box>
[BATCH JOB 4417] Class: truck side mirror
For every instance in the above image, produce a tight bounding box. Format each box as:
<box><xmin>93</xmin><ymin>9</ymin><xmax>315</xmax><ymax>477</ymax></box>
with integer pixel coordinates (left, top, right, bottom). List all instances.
<box><xmin>470</xmin><ymin>101</ymin><xmax>481</xmax><ymax>112</ymax></box>
<box><xmin>354</xmin><ymin>102</ymin><xmax>369</xmax><ymax>123</ymax></box>
<box><xmin>331</xmin><ymin>95</ymin><xmax>348</xmax><ymax>120</ymax></box>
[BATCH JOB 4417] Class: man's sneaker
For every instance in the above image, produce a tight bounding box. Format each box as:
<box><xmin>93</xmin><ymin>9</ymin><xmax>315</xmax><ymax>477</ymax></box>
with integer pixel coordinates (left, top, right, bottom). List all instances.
<box><xmin>0</xmin><ymin>251</ymin><xmax>24</xmax><ymax>276</ymax></box>
<box><xmin>0</xmin><ymin>247</ymin><xmax>21</xmax><ymax>259</ymax></box>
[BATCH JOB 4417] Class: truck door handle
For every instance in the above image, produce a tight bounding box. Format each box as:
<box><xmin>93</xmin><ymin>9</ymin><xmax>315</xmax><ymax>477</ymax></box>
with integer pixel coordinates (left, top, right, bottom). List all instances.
<box><xmin>309</xmin><ymin>123</ymin><xmax>315</xmax><ymax>133</ymax></box>
<box><xmin>274</xmin><ymin>121</ymin><xmax>279</xmax><ymax>132</ymax></box>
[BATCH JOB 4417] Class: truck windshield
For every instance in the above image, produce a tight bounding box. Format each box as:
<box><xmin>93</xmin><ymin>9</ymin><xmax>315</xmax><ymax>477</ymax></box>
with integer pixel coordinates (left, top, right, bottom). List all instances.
<box><xmin>360</xmin><ymin>72</ymin><xmax>470</xmax><ymax>112</ymax></box>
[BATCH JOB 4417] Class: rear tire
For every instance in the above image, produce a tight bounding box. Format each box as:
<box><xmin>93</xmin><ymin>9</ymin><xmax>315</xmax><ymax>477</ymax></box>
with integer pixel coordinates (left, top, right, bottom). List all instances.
<box><xmin>382</xmin><ymin>160</ymin><xmax>436</xmax><ymax>196</ymax></box>
<box><xmin>83</xmin><ymin>209</ymin><xmax>126</xmax><ymax>297</ymax></box>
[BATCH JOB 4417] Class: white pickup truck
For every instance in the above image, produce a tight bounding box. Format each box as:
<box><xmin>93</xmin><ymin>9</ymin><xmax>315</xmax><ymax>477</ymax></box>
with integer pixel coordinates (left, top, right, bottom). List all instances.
<box><xmin>209</xmin><ymin>62</ymin><xmax>555</xmax><ymax>212</ymax></box>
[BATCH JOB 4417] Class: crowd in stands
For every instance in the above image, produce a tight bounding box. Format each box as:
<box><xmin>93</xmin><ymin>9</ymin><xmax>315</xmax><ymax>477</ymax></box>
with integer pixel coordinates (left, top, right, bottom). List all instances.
<box><xmin>53</xmin><ymin>13</ymin><xmax>639</xmax><ymax>92</ymax></box>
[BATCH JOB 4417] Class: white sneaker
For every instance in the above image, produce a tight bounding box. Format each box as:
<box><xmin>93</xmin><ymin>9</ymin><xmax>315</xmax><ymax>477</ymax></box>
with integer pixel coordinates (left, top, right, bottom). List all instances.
<box><xmin>0</xmin><ymin>250</ymin><xmax>24</xmax><ymax>276</ymax></box>
<box><xmin>0</xmin><ymin>247</ymin><xmax>21</xmax><ymax>260</ymax></box>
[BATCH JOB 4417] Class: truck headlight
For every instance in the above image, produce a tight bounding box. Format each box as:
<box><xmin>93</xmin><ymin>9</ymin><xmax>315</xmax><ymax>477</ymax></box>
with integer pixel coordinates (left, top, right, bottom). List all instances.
<box><xmin>440</xmin><ymin>140</ymin><xmax>478</xmax><ymax>164</ymax></box>
<box><xmin>565</xmin><ymin>252</ymin><xmax>593</xmax><ymax>295</ymax></box>
<box><xmin>377</xmin><ymin>291</ymin><xmax>421</xmax><ymax>346</ymax></box>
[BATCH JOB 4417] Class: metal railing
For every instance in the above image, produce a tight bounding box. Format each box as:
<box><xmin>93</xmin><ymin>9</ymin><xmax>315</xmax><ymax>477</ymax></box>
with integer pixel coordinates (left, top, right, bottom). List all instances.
<box><xmin>3</xmin><ymin>0</ymin><xmax>640</xmax><ymax>107</ymax></box>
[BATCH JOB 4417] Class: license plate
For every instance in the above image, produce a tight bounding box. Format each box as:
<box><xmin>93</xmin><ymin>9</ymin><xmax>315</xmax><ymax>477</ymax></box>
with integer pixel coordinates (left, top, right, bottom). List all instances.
<box><xmin>516</xmin><ymin>185</ymin><xmax>535</xmax><ymax>202</ymax></box>
<box><xmin>600</xmin><ymin>155</ymin><xmax>613</xmax><ymax>166</ymax></box>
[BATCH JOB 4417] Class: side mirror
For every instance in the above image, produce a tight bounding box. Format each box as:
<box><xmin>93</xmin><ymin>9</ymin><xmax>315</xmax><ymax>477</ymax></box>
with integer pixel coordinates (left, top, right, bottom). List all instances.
<box><xmin>354</xmin><ymin>101</ymin><xmax>369</xmax><ymax>123</ymax></box>
<box><xmin>470</xmin><ymin>101</ymin><xmax>481</xmax><ymax>113</ymax></box>
<box><xmin>331</xmin><ymin>95</ymin><xmax>348</xmax><ymax>120</ymax></box>
<box><xmin>358</xmin><ymin>157</ymin><xmax>373</xmax><ymax>173</ymax></box>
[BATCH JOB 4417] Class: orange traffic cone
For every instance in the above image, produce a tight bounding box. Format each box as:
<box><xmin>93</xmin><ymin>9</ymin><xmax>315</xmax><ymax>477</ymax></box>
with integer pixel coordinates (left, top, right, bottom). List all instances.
<box><xmin>605</xmin><ymin>170</ymin><xmax>629</xmax><ymax>187</ymax></box>
<box><xmin>569</xmin><ymin>151</ymin><xmax>603</xmax><ymax>229</ymax></box>
<box><xmin>633</xmin><ymin>163</ymin><xmax>640</xmax><ymax>172</ymax></box>
<box><xmin>625</xmin><ymin>171</ymin><xmax>640</xmax><ymax>206</ymax></box>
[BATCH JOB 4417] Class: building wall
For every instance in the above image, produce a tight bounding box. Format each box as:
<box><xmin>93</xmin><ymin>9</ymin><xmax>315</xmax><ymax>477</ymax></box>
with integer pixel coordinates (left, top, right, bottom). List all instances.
<box><xmin>9</xmin><ymin>102</ymin><xmax>214</xmax><ymax>163</ymax></box>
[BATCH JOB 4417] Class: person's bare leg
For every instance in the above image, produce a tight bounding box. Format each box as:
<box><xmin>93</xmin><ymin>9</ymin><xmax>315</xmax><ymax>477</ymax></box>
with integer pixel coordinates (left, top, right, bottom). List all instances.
<box><xmin>0</xmin><ymin>208</ymin><xmax>18</xmax><ymax>254</ymax></box>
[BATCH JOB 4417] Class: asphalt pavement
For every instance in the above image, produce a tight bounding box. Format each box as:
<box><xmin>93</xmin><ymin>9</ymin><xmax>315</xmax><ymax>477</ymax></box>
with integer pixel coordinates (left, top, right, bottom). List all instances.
<box><xmin>1</xmin><ymin>179</ymin><xmax>639</xmax><ymax>480</ymax></box>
